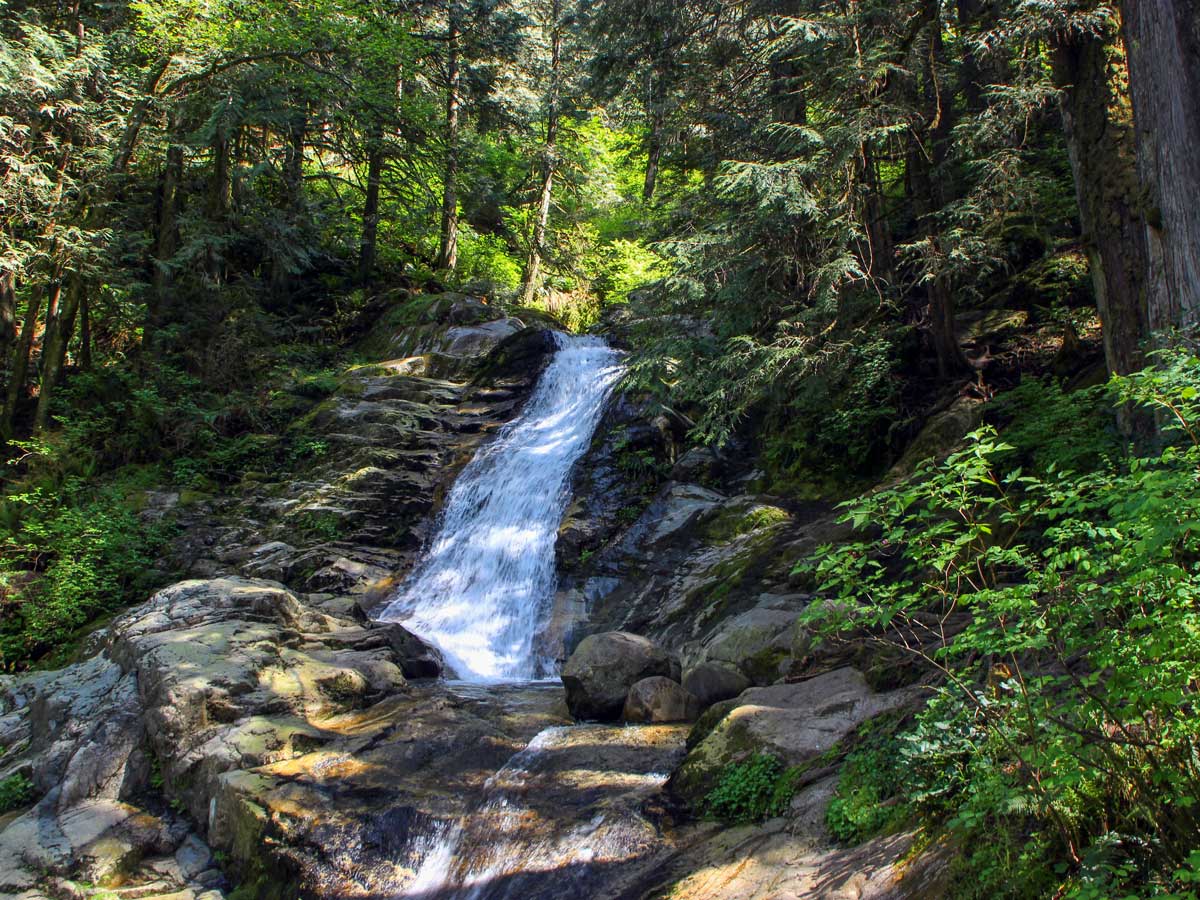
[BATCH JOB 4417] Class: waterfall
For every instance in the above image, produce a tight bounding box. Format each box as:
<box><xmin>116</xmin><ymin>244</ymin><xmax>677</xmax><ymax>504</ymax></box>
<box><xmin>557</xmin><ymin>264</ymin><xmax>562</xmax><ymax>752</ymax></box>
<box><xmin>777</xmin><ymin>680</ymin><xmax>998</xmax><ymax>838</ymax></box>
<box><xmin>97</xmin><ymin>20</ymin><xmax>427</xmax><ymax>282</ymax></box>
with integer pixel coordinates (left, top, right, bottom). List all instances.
<box><xmin>379</xmin><ymin>333</ymin><xmax>623</xmax><ymax>683</ymax></box>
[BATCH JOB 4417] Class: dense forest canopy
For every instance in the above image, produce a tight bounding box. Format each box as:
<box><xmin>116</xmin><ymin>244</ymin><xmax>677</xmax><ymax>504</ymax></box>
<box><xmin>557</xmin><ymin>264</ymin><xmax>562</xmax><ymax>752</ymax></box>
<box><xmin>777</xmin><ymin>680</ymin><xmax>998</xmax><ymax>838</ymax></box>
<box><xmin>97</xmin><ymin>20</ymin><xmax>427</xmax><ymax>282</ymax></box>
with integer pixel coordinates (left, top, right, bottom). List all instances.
<box><xmin>3</xmin><ymin>0</ymin><xmax>1200</xmax><ymax>897</ymax></box>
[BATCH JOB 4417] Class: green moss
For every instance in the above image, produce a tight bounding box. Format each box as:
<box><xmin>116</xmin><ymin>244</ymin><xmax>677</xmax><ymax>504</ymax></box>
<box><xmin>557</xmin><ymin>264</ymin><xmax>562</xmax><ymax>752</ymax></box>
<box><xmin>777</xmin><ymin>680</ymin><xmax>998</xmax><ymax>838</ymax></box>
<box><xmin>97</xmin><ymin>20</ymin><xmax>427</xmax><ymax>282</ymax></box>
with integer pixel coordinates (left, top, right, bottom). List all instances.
<box><xmin>742</xmin><ymin>645</ymin><xmax>791</xmax><ymax>684</ymax></box>
<box><xmin>288</xmin><ymin>397</ymin><xmax>338</xmax><ymax>435</ymax></box>
<box><xmin>687</xmin><ymin>699</ymin><xmax>740</xmax><ymax>750</ymax></box>
<box><xmin>294</xmin><ymin>510</ymin><xmax>342</xmax><ymax>541</ymax></box>
<box><xmin>701</xmin><ymin>504</ymin><xmax>790</xmax><ymax>545</ymax></box>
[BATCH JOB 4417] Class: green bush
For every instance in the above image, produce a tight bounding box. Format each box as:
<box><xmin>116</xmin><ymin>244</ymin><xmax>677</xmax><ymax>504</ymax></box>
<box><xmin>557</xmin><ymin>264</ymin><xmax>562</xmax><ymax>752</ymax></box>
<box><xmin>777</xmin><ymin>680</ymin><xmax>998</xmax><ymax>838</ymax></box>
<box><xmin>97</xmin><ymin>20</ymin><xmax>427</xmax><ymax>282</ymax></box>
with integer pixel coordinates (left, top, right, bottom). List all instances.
<box><xmin>991</xmin><ymin>377</ymin><xmax>1121</xmax><ymax>475</ymax></box>
<box><xmin>0</xmin><ymin>773</ymin><xmax>33</xmax><ymax>812</ymax></box>
<box><xmin>703</xmin><ymin>753</ymin><xmax>798</xmax><ymax>824</ymax></box>
<box><xmin>0</xmin><ymin>466</ymin><xmax>170</xmax><ymax>669</ymax></box>
<box><xmin>826</xmin><ymin>738</ymin><xmax>909</xmax><ymax>844</ymax></box>
<box><xmin>799</xmin><ymin>348</ymin><xmax>1200</xmax><ymax>898</ymax></box>
<box><xmin>457</xmin><ymin>226</ymin><xmax>523</xmax><ymax>291</ymax></box>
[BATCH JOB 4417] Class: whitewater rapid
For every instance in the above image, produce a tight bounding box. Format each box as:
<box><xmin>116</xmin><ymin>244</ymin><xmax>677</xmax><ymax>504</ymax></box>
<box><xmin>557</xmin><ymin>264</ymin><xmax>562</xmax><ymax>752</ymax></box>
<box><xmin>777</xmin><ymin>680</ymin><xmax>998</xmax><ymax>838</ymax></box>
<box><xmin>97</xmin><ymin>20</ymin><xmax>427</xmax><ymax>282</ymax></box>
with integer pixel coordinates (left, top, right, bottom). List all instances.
<box><xmin>378</xmin><ymin>333</ymin><xmax>623</xmax><ymax>682</ymax></box>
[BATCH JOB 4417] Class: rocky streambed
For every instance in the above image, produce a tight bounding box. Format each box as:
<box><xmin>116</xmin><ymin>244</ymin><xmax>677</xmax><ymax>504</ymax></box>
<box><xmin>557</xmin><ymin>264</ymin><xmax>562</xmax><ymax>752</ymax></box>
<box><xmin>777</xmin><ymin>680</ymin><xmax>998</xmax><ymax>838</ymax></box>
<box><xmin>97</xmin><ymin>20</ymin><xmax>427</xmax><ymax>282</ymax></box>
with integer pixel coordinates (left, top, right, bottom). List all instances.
<box><xmin>0</xmin><ymin>295</ymin><xmax>948</xmax><ymax>900</ymax></box>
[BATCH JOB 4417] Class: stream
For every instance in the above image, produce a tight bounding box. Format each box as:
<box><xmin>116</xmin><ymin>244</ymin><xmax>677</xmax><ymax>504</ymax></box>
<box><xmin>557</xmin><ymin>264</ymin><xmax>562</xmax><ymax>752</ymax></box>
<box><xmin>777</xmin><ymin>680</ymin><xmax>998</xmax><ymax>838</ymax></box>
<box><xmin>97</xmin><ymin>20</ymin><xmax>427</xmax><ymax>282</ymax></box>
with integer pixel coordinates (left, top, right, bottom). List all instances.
<box><xmin>377</xmin><ymin>333</ymin><xmax>686</xmax><ymax>898</ymax></box>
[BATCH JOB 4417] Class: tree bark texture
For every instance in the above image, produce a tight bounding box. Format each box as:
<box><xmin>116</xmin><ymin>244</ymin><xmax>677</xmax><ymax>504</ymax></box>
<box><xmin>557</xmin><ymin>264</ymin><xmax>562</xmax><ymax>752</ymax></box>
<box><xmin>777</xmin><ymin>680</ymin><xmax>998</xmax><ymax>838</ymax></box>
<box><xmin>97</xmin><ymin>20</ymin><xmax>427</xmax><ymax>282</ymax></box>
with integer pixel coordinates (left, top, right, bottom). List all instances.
<box><xmin>437</xmin><ymin>2</ymin><xmax>462</xmax><ymax>271</ymax></box>
<box><xmin>1122</xmin><ymin>0</ymin><xmax>1200</xmax><ymax>337</ymax></box>
<box><xmin>359</xmin><ymin>120</ymin><xmax>385</xmax><ymax>286</ymax></box>
<box><xmin>522</xmin><ymin>0</ymin><xmax>563</xmax><ymax>306</ymax></box>
<box><xmin>1052</xmin><ymin>24</ymin><xmax>1149</xmax><ymax>375</ymax></box>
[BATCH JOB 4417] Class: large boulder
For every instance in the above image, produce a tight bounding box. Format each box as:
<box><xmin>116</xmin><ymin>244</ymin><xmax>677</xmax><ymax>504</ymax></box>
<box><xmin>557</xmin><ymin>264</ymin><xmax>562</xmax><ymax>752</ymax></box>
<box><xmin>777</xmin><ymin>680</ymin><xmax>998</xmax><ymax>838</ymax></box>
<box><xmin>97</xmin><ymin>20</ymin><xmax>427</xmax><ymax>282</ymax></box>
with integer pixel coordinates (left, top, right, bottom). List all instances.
<box><xmin>681</xmin><ymin>661</ymin><xmax>751</xmax><ymax>709</ymax></box>
<box><xmin>560</xmin><ymin>632</ymin><xmax>675</xmax><ymax>720</ymax></box>
<box><xmin>697</xmin><ymin>596</ymin><xmax>808</xmax><ymax>685</ymax></box>
<box><xmin>623</xmin><ymin>677</ymin><xmax>701</xmax><ymax>723</ymax></box>
<box><xmin>887</xmin><ymin>396</ymin><xmax>985</xmax><ymax>482</ymax></box>
<box><xmin>671</xmin><ymin>667</ymin><xmax>919</xmax><ymax>808</ymax></box>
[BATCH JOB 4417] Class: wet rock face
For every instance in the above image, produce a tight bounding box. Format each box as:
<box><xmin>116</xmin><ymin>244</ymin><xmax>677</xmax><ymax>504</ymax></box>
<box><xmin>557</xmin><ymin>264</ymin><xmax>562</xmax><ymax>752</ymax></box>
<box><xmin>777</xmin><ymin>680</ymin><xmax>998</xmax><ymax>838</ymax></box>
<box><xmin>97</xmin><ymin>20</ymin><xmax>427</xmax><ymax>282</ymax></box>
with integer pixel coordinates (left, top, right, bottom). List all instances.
<box><xmin>560</xmin><ymin>632</ymin><xmax>676</xmax><ymax>721</ymax></box>
<box><xmin>554</xmin><ymin>390</ymin><xmax>681</xmax><ymax>575</ymax></box>
<box><xmin>421</xmin><ymin>722</ymin><xmax>690</xmax><ymax>900</ymax></box>
<box><xmin>163</xmin><ymin>299</ymin><xmax>561</xmax><ymax>612</ymax></box>
<box><xmin>0</xmin><ymin>578</ymin><xmax>569</xmax><ymax>900</ymax></box>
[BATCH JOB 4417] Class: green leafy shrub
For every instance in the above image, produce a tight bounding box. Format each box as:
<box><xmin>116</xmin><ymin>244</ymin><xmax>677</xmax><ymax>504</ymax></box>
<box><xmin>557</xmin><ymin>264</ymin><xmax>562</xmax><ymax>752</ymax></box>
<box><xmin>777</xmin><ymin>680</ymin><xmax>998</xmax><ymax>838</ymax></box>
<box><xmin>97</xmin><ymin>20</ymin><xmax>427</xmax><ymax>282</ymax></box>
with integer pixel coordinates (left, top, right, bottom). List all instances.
<box><xmin>703</xmin><ymin>753</ymin><xmax>798</xmax><ymax>824</ymax></box>
<box><xmin>56</xmin><ymin>364</ymin><xmax>209</xmax><ymax>468</ymax></box>
<box><xmin>457</xmin><ymin>226</ymin><xmax>523</xmax><ymax>291</ymax></box>
<box><xmin>799</xmin><ymin>348</ymin><xmax>1200</xmax><ymax>898</ymax></box>
<box><xmin>0</xmin><ymin>773</ymin><xmax>33</xmax><ymax>812</ymax></box>
<box><xmin>990</xmin><ymin>377</ymin><xmax>1121</xmax><ymax>475</ymax></box>
<box><xmin>826</xmin><ymin>733</ymin><xmax>909</xmax><ymax>844</ymax></box>
<box><xmin>0</xmin><ymin>465</ymin><xmax>170</xmax><ymax>668</ymax></box>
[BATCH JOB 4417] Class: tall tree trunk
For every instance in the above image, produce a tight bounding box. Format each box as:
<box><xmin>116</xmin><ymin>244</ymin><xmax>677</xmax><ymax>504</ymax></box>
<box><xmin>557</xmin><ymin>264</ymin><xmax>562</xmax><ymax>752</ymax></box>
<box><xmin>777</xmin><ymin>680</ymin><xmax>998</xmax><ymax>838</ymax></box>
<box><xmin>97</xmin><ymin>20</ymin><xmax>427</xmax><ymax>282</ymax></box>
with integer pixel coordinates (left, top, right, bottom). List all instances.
<box><xmin>769</xmin><ymin>54</ymin><xmax>806</xmax><ymax>127</ymax></box>
<box><xmin>1122</xmin><ymin>0</ymin><xmax>1200</xmax><ymax>336</ymax></box>
<box><xmin>2</xmin><ymin>287</ymin><xmax>43</xmax><ymax>438</ymax></box>
<box><xmin>912</xmin><ymin>0</ymin><xmax>972</xmax><ymax>379</ymax></box>
<box><xmin>359</xmin><ymin>119</ymin><xmax>385</xmax><ymax>286</ymax></box>
<box><xmin>112</xmin><ymin>56</ymin><xmax>171</xmax><ymax>179</ymax></box>
<box><xmin>79</xmin><ymin>294</ymin><xmax>92</xmax><ymax>371</ymax></box>
<box><xmin>522</xmin><ymin>0</ymin><xmax>563</xmax><ymax>306</ymax></box>
<box><xmin>34</xmin><ymin>276</ymin><xmax>81</xmax><ymax>432</ymax></box>
<box><xmin>643</xmin><ymin>63</ymin><xmax>668</xmax><ymax>201</ymax></box>
<box><xmin>437</xmin><ymin>2</ymin><xmax>462</xmax><ymax>271</ymax></box>
<box><xmin>1051</xmin><ymin>23</ymin><xmax>1149</xmax><ymax>376</ymax></box>
<box><xmin>208</xmin><ymin>107</ymin><xmax>233</xmax><ymax>285</ymax></box>
<box><xmin>272</xmin><ymin>111</ymin><xmax>306</xmax><ymax>297</ymax></box>
<box><xmin>151</xmin><ymin>132</ymin><xmax>184</xmax><ymax>339</ymax></box>
<box><xmin>956</xmin><ymin>0</ymin><xmax>986</xmax><ymax>111</ymax></box>
<box><xmin>0</xmin><ymin>270</ymin><xmax>15</xmax><ymax>374</ymax></box>
<box><xmin>643</xmin><ymin>103</ymin><xmax>664</xmax><ymax>201</ymax></box>
<box><xmin>858</xmin><ymin>146</ymin><xmax>894</xmax><ymax>284</ymax></box>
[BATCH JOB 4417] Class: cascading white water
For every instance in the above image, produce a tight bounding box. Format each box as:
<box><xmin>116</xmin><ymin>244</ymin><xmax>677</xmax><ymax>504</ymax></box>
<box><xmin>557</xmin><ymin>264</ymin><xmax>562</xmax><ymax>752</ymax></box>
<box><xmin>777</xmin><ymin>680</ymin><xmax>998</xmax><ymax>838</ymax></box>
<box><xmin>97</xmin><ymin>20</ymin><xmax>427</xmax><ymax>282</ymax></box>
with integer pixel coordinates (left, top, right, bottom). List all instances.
<box><xmin>378</xmin><ymin>333</ymin><xmax>623</xmax><ymax>682</ymax></box>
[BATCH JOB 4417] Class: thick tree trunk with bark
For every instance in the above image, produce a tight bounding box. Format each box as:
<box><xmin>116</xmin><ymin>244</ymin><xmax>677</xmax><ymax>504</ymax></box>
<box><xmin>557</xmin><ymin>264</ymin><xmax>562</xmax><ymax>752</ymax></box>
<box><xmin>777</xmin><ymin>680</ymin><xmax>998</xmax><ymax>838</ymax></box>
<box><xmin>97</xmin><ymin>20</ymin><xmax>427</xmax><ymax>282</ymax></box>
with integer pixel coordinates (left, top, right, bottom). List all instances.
<box><xmin>437</xmin><ymin>3</ymin><xmax>462</xmax><ymax>272</ymax></box>
<box><xmin>152</xmin><ymin>135</ymin><xmax>184</xmax><ymax>333</ymax></box>
<box><xmin>359</xmin><ymin>120</ymin><xmax>385</xmax><ymax>286</ymax></box>
<box><xmin>858</xmin><ymin>147</ymin><xmax>894</xmax><ymax>284</ymax></box>
<box><xmin>911</xmin><ymin>0</ymin><xmax>972</xmax><ymax>379</ymax></box>
<box><xmin>34</xmin><ymin>275</ymin><xmax>81</xmax><ymax>432</ymax></box>
<box><xmin>955</xmin><ymin>0</ymin><xmax>1006</xmax><ymax>112</ymax></box>
<box><xmin>0</xmin><ymin>270</ymin><xmax>15</xmax><ymax>372</ymax></box>
<box><xmin>208</xmin><ymin>112</ymin><xmax>233</xmax><ymax>285</ymax></box>
<box><xmin>1051</xmin><ymin>25</ymin><xmax>1149</xmax><ymax>376</ymax></box>
<box><xmin>1122</xmin><ymin>0</ymin><xmax>1200</xmax><ymax>336</ymax></box>
<box><xmin>2</xmin><ymin>287</ymin><xmax>43</xmax><ymax>437</ymax></box>
<box><xmin>643</xmin><ymin>103</ymin><xmax>663</xmax><ymax>202</ymax></box>
<box><xmin>521</xmin><ymin>0</ymin><xmax>563</xmax><ymax>306</ymax></box>
<box><xmin>271</xmin><ymin>112</ymin><xmax>306</xmax><ymax>297</ymax></box>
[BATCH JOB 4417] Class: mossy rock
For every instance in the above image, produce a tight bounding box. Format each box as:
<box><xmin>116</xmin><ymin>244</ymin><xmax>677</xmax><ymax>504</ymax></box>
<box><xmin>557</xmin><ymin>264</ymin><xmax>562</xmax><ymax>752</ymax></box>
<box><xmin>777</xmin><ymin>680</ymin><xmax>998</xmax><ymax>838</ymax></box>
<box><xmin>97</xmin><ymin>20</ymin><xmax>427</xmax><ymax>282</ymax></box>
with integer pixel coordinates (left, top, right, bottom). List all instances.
<box><xmin>687</xmin><ymin>698</ymin><xmax>741</xmax><ymax>751</ymax></box>
<box><xmin>178</xmin><ymin>489</ymin><xmax>215</xmax><ymax>506</ymax></box>
<box><xmin>701</xmin><ymin>502</ymin><xmax>791</xmax><ymax>545</ymax></box>
<box><xmin>671</xmin><ymin>669</ymin><xmax>919</xmax><ymax>812</ymax></box>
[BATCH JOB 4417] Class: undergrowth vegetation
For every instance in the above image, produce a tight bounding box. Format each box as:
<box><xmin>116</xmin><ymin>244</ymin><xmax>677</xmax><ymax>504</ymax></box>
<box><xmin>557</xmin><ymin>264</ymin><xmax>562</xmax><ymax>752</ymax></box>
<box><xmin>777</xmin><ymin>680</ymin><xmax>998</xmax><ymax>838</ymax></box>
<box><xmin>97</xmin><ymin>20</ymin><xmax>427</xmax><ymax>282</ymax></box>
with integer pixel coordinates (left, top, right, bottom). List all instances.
<box><xmin>798</xmin><ymin>347</ymin><xmax>1200</xmax><ymax>899</ymax></box>
<box><xmin>0</xmin><ymin>313</ymin><xmax>358</xmax><ymax>670</ymax></box>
